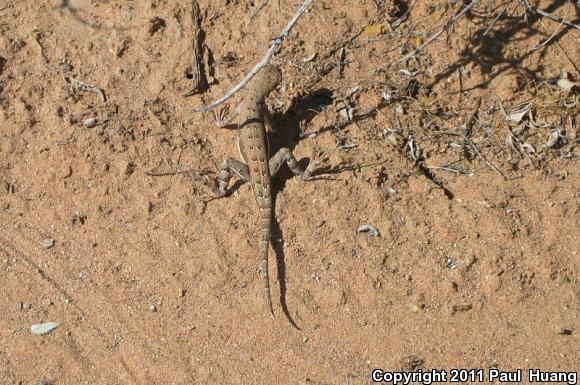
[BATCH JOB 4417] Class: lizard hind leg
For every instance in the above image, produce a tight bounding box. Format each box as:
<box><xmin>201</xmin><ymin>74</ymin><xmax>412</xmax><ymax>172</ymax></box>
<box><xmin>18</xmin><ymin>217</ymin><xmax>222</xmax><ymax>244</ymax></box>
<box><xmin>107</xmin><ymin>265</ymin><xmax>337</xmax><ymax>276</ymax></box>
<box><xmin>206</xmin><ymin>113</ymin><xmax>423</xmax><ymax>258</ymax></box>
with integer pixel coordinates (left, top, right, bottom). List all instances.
<box><xmin>214</xmin><ymin>158</ymin><xmax>250</xmax><ymax>197</ymax></box>
<box><xmin>269</xmin><ymin>147</ymin><xmax>324</xmax><ymax>181</ymax></box>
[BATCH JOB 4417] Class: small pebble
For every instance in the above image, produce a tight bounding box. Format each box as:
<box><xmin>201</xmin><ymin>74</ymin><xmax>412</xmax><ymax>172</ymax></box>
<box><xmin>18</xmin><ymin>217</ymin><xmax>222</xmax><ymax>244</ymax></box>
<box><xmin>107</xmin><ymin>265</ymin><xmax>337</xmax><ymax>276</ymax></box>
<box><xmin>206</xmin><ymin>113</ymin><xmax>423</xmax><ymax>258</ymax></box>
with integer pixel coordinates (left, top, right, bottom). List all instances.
<box><xmin>20</xmin><ymin>302</ymin><xmax>32</xmax><ymax>310</ymax></box>
<box><xmin>119</xmin><ymin>161</ymin><xmax>136</xmax><ymax>178</ymax></box>
<box><xmin>71</xmin><ymin>211</ymin><xmax>87</xmax><ymax>225</ymax></box>
<box><xmin>3</xmin><ymin>180</ymin><xmax>15</xmax><ymax>194</ymax></box>
<box><xmin>357</xmin><ymin>224</ymin><xmax>380</xmax><ymax>237</ymax></box>
<box><xmin>402</xmin><ymin>355</ymin><xmax>424</xmax><ymax>371</ymax></box>
<box><xmin>148</xmin><ymin>17</ymin><xmax>166</xmax><ymax>35</ymax></box>
<box><xmin>149</xmin><ymin>304</ymin><xmax>157</xmax><ymax>312</ymax></box>
<box><xmin>60</xmin><ymin>165</ymin><xmax>73</xmax><ymax>179</ymax></box>
<box><xmin>31</xmin><ymin>322</ymin><xmax>60</xmax><ymax>335</ymax></box>
<box><xmin>40</xmin><ymin>238</ymin><xmax>55</xmax><ymax>249</ymax></box>
<box><xmin>452</xmin><ymin>303</ymin><xmax>472</xmax><ymax>313</ymax></box>
<box><xmin>448</xmin><ymin>281</ymin><xmax>459</xmax><ymax>292</ymax></box>
<box><xmin>559</xmin><ymin>327</ymin><xmax>573</xmax><ymax>335</ymax></box>
<box><xmin>82</xmin><ymin>118</ymin><xmax>97</xmax><ymax>128</ymax></box>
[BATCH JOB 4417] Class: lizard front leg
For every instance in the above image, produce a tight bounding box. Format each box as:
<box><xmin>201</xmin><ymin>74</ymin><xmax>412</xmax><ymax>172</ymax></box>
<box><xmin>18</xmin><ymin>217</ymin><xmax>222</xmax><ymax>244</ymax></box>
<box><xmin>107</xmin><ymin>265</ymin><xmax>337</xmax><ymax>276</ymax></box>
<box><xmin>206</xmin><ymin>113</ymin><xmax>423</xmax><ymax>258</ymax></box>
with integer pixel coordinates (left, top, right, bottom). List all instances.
<box><xmin>213</xmin><ymin>158</ymin><xmax>250</xmax><ymax>197</ymax></box>
<box><xmin>213</xmin><ymin>104</ymin><xmax>242</xmax><ymax>129</ymax></box>
<box><xmin>269</xmin><ymin>147</ymin><xmax>325</xmax><ymax>181</ymax></box>
<box><xmin>262</xmin><ymin>106</ymin><xmax>277</xmax><ymax>134</ymax></box>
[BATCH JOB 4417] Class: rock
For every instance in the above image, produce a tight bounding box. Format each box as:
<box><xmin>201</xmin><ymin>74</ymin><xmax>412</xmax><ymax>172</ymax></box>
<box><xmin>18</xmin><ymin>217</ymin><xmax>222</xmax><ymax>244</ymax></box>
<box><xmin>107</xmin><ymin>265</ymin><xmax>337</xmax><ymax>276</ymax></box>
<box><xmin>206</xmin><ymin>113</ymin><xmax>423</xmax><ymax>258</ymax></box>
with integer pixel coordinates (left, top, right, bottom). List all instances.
<box><xmin>39</xmin><ymin>239</ymin><xmax>55</xmax><ymax>249</ymax></box>
<box><xmin>82</xmin><ymin>118</ymin><xmax>97</xmax><ymax>128</ymax></box>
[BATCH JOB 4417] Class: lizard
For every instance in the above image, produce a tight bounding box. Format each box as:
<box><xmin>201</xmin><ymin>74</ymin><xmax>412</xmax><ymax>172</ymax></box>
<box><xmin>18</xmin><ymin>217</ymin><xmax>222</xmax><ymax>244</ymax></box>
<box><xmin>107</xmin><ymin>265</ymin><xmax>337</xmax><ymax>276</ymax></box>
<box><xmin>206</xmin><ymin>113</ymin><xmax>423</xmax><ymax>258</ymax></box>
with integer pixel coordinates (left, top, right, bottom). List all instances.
<box><xmin>210</xmin><ymin>65</ymin><xmax>321</xmax><ymax>317</ymax></box>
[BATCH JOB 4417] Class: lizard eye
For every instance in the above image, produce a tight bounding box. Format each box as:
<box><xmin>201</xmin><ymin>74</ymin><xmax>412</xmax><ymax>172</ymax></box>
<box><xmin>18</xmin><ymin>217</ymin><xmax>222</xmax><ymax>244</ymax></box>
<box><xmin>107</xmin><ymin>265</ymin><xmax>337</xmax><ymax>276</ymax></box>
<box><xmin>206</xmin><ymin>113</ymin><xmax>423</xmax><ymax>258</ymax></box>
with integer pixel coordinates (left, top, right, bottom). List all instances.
<box><xmin>184</xmin><ymin>66</ymin><xmax>194</xmax><ymax>79</ymax></box>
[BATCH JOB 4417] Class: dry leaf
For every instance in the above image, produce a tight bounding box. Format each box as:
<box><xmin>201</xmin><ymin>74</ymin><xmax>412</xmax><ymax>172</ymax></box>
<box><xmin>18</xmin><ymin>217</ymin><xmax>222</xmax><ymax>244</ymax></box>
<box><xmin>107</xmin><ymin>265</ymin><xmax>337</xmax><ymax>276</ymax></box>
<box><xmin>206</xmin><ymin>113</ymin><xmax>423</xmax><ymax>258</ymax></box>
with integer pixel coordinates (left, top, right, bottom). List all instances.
<box><xmin>364</xmin><ymin>24</ymin><xmax>384</xmax><ymax>37</ymax></box>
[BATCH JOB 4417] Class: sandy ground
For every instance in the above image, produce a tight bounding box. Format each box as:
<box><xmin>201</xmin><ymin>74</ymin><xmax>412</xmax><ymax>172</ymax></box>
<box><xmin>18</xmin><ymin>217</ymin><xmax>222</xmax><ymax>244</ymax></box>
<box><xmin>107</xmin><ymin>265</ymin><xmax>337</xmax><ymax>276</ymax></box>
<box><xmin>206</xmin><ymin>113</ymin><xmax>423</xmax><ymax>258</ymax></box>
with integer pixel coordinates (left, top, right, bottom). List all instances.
<box><xmin>0</xmin><ymin>0</ymin><xmax>578</xmax><ymax>384</ymax></box>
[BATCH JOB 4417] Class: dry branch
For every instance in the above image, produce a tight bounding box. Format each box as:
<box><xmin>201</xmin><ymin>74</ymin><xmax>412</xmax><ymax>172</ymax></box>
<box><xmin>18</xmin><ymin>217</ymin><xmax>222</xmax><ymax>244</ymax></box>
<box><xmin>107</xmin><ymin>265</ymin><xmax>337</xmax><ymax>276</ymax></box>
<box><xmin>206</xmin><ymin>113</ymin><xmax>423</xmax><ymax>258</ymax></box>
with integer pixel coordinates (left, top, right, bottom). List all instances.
<box><xmin>519</xmin><ymin>0</ymin><xmax>580</xmax><ymax>30</ymax></box>
<box><xmin>185</xmin><ymin>0</ymin><xmax>209</xmax><ymax>96</ymax></box>
<box><xmin>191</xmin><ymin>0</ymin><xmax>313</xmax><ymax>113</ymax></box>
<box><xmin>391</xmin><ymin>0</ymin><xmax>479</xmax><ymax>66</ymax></box>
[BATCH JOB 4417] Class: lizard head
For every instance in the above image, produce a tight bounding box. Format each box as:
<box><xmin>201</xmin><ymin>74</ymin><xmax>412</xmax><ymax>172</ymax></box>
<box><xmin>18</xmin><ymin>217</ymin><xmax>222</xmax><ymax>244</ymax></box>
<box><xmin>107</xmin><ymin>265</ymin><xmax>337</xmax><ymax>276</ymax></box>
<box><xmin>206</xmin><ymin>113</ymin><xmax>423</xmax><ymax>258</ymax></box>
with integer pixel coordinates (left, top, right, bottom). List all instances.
<box><xmin>251</xmin><ymin>65</ymin><xmax>282</xmax><ymax>95</ymax></box>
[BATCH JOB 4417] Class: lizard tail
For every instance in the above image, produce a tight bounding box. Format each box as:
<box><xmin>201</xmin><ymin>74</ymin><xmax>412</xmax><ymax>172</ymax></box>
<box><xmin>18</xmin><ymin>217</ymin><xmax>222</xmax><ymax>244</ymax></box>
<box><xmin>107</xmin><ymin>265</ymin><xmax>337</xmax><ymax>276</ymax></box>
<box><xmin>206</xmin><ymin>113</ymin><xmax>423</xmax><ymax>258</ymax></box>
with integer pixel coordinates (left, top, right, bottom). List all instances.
<box><xmin>260</xmin><ymin>207</ymin><xmax>274</xmax><ymax>318</ymax></box>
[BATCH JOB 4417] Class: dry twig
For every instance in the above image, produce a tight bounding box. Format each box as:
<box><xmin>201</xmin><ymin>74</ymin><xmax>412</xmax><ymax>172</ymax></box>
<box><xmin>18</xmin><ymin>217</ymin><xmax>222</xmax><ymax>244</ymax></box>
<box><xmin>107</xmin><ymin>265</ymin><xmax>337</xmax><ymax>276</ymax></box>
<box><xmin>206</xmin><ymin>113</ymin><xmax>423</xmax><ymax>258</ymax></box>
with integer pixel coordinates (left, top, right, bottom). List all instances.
<box><xmin>530</xmin><ymin>0</ymin><xmax>573</xmax><ymax>51</ymax></box>
<box><xmin>191</xmin><ymin>0</ymin><xmax>313</xmax><ymax>113</ymax></box>
<box><xmin>391</xmin><ymin>0</ymin><xmax>479</xmax><ymax>66</ymax></box>
<box><xmin>482</xmin><ymin>0</ymin><xmax>512</xmax><ymax>36</ymax></box>
<box><xmin>519</xmin><ymin>0</ymin><xmax>580</xmax><ymax>30</ymax></box>
<box><xmin>517</xmin><ymin>0</ymin><xmax>580</xmax><ymax>75</ymax></box>
<box><xmin>184</xmin><ymin>0</ymin><xmax>209</xmax><ymax>96</ymax></box>
<box><xmin>251</xmin><ymin>0</ymin><xmax>270</xmax><ymax>19</ymax></box>
<box><xmin>467</xmin><ymin>140</ymin><xmax>508</xmax><ymax>180</ymax></box>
